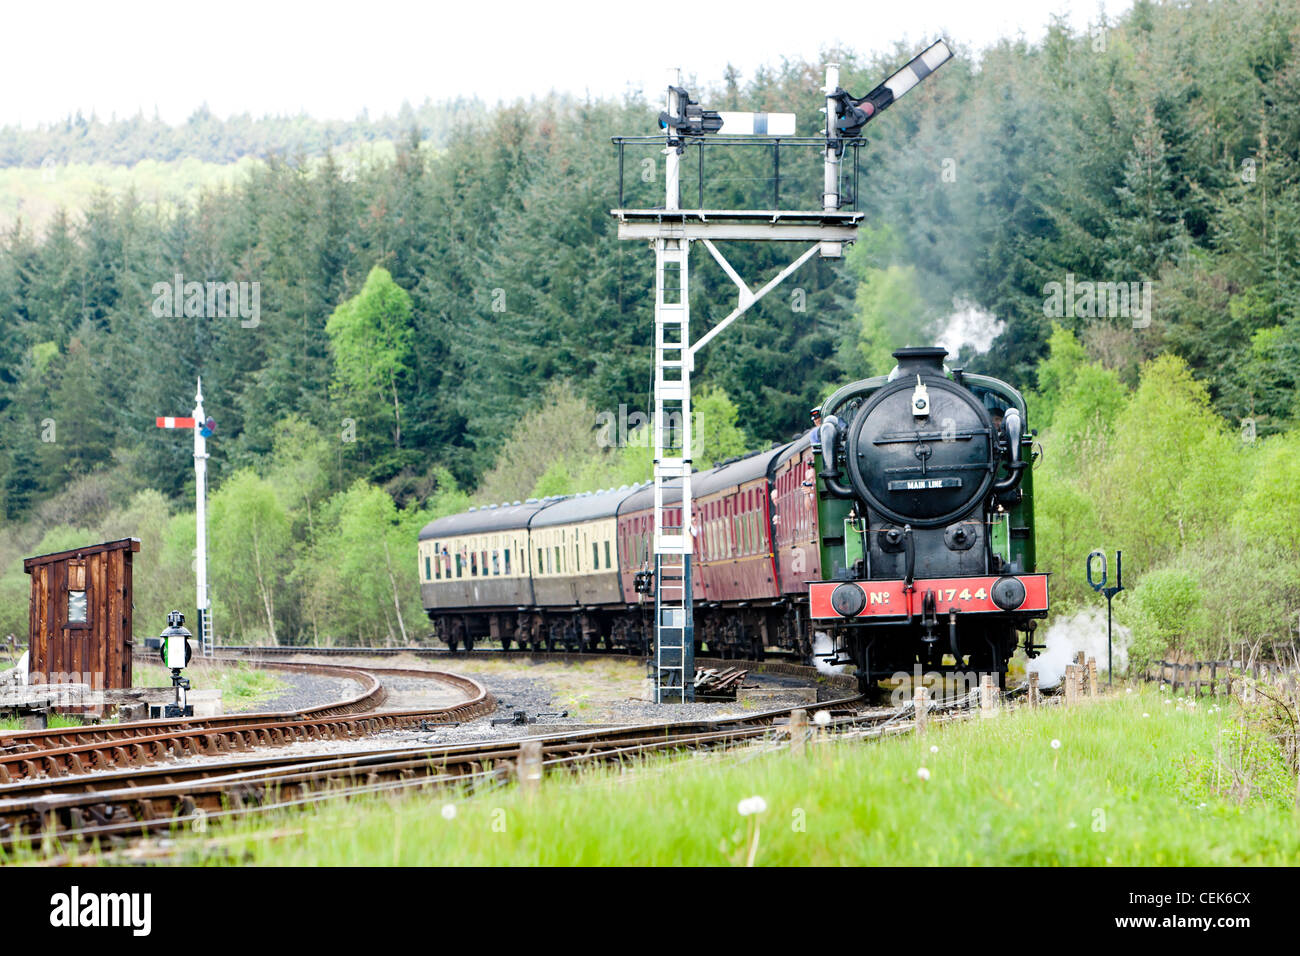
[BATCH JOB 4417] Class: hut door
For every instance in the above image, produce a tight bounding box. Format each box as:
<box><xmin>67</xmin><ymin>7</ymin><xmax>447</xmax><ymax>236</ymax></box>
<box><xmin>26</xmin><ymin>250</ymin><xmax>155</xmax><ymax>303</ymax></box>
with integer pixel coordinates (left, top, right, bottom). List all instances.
<box><xmin>65</xmin><ymin>559</ymin><xmax>93</xmax><ymax>686</ymax></box>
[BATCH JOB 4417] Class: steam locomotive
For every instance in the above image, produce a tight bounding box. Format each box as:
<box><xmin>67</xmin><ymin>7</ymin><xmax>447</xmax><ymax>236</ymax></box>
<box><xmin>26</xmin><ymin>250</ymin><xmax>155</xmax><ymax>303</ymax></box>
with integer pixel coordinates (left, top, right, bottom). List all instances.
<box><xmin>418</xmin><ymin>346</ymin><xmax>1047</xmax><ymax>691</ymax></box>
<box><xmin>809</xmin><ymin>347</ymin><xmax>1047</xmax><ymax>689</ymax></box>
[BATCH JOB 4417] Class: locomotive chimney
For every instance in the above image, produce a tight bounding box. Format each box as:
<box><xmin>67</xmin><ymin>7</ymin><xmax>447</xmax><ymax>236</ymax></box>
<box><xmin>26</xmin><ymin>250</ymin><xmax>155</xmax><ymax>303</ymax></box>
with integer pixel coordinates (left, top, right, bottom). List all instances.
<box><xmin>892</xmin><ymin>347</ymin><xmax>949</xmax><ymax>376</ymax></box>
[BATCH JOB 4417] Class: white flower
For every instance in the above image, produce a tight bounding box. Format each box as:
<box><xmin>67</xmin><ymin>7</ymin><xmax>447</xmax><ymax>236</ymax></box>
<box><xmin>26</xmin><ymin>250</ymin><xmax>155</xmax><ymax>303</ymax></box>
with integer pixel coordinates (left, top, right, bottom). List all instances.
<box><xmin>930</xmin><ymin>745</ymin><xmax>939</xmax><ymax>753</ymax></box>
<box><xmin>737</xmin><ymin>796</ymin><xmax>767</xmax><ymax>816</ymax></box>
<box><xmin>1125</xmin><ymin>688</ymin><xmax>1133</xmax><ymax>694</ymax></box>
<box><xmin>1142</xmin><ymin>713</ymin><xmax>1150</xmax><ymax>718</ymax></box>
<box><xmin>1050</xmin><ymin>739</ymin><xmax>1061</xmax><ymax>750</ymax></box>
<box><xmin>813</xmin><ymin>710</ymin><xmax>831</xmax><ymax>726</ymax></box>
<box><xmin>441</xmin><ymin>803</ymin><xmax>457</xmax><ymax>820</ymax></box>
<box><xmin>916</xmin><ymin>767</ymin><xmax>931</xmax><ymax>781</ymax></box>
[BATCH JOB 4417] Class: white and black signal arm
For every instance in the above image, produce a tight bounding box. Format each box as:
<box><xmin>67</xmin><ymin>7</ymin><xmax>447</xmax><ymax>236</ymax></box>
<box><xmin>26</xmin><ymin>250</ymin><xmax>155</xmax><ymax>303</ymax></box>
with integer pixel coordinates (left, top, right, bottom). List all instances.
<box><xmin>660</xmin><ymin>87</ymin><xmax>797</xmax><ymax>145</ymax></box>
<box><xmin>830</xmin><ymin>39</ymin><xmax>954</xmax><ymax>140</ymax></box>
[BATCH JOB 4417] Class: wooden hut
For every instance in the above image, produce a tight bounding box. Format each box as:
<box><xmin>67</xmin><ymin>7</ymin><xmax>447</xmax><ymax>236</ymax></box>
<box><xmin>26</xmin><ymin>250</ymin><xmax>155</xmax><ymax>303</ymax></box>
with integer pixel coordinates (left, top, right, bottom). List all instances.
<box><xmin>24</xmin><ymin>538</ymin><xmax>139</xmax><ymax>694</ymax></box>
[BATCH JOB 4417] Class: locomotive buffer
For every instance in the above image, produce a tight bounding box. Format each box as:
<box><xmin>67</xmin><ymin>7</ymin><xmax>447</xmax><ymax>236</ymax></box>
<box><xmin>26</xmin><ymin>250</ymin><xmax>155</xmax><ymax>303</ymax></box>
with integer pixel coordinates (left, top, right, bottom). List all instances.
<box><xmin>612</xmin><ymin>41</ymin><xmax>953</xmax><ymax>702</ymax></box>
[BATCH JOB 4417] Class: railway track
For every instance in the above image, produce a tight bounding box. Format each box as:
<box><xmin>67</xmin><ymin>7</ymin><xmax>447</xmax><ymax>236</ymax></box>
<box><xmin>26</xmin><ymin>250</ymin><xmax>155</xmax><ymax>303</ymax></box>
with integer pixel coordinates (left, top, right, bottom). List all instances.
<box><xmin>0</xmin><ymin>692</ymin><xmax>874</xmax><ymax>851</ymax></box>
<box><xmin>212</xmin><ymin>643</ymin><xmax>806</xmax><ymax>665</ymax></box>
<box><xmin>0</xmin><ymin>672</ymin><xmax>1071</xmax><ymax>856</ymax></box>
<box><xmin>0</xmin><ymin>661</ymin><xmax>493</xmax><ymax>783</ymax></box>
<box><xmin>212</xmin><ymin>644</ymin><xmax>859</xmax><ymax>695</ymax></box>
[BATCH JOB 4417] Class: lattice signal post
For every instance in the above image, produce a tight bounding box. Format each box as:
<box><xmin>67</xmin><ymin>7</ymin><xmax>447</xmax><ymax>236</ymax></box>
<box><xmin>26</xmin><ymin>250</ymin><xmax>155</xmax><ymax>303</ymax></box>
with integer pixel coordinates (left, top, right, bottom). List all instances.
<box><xmin>612</xmin><ymin>42</ymin><xmax>953</xmax><ymax>702</ymax></box>
<box><xmin>155</xmin><ymin>378</ymin><xmax>216</xmax><ymax>657</ymax></box>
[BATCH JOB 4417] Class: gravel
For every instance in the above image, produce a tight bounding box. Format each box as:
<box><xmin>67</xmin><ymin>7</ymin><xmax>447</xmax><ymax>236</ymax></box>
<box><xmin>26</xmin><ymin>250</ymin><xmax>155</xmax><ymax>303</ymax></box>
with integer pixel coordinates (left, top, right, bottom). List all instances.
<box><xmin>237</xmin><ymin>671</ymin><xmax>366</xmax><ymax>714</ymax></box>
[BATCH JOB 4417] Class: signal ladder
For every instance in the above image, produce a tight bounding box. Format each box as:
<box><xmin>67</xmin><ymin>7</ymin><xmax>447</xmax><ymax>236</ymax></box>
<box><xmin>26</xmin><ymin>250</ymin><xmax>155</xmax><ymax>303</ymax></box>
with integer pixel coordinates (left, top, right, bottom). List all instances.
<box><xmin>652</xmin><ymin>237</ymin><xmax>695</xmax><ymax>702</ymax></box>
<box><xmin>199</xmin><ymin>607</ymin><xmax>214</xmax><ymax>658</ymax></box>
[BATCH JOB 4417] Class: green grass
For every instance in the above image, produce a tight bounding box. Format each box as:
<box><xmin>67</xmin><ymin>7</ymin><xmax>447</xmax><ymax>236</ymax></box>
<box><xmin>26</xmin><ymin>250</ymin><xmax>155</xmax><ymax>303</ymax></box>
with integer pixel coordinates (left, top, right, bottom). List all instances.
<box><xmin>45</xmin><ymin>713</ymin><xmax>86</xmax><ymax>728</ymax></box>
<box><xmin>0</xmin><ymin>712</ymin><xmax>86</xmax><ymax>731</ymax></box>
<box><xmin>133</xmin><ymin>661</ymin><xmax>287</xmax><ymax>712</ymax></box>
<box><xmin>211</xmin><ymin>665</ymin><xmax>287</xmax><ymax>712</ymax></box>
<box><xmin>43</xmin><ymin>686</ymin><xmax>1297</xmax><ymax>867</ymax></box>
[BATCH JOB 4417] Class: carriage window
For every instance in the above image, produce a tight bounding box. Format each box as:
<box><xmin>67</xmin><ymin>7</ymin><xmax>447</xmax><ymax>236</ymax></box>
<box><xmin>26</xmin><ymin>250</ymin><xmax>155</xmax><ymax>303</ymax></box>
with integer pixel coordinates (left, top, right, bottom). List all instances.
<box><xmin>425</xmin><ymin>556</ymin><xmax>432</xmax><ymax>581</ymax></box>
<box><xmin>538</xmin><ymin>548</ymin><xmax>545</xmax><ymax>574</ymax></box>
<box><xmin>505</xmin><ymin>549</ymin><xmax>511</xmax><ymax>575</ymax></box>
<box><xmin>492</xmin><ymin>550</ymin><xmax>500</xmax><ymax>575</ymax></box>
<box><xmin>470</xmin><ymin>552</ymin><xmax>478</xmax><ymax>576</ymax></box>
<box><xmin>592</xmin><ymin>542</ymin><xmax>599</xmax><ymax>568</ymax></box>
<box><xmin>605</xmin><ymin>540</ymin><xmax>611</xmax><ymax>569</ymax></box>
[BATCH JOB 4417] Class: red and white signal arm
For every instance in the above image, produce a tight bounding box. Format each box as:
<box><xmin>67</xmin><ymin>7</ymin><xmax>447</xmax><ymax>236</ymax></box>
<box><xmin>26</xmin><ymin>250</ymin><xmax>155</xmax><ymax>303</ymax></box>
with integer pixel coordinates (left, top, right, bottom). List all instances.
<box><xmin>156</xmin><ymin>416</ymin><xmax>196</xmax><ymax>429</ymax></box>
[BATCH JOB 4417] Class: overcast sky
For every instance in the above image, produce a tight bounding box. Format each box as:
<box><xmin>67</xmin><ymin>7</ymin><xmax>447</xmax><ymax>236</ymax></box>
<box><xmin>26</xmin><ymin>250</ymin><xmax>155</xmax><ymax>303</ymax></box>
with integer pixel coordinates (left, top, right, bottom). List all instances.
<box><xmin>4</xmin><ymin>0</ymin><xmax>1136</xmax><ymax>127</ymax></box>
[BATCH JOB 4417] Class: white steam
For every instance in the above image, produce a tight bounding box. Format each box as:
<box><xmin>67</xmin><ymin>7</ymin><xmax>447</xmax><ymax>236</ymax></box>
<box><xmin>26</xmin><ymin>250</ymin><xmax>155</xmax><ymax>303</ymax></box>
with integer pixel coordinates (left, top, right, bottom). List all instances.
<box><xmin>813</xmin><ymin>630</ymin><xmax>846</xmax><ymax>674</ymax></box>
<box><xmin>934</xmin><ymin>299</ymin><xmax>1004</xmax><ymax>356</ymax></box>
<box><xmin>1026</xmin><ymin>609</ymin><xmax>1129</xmax><ymax>688</ymax></box>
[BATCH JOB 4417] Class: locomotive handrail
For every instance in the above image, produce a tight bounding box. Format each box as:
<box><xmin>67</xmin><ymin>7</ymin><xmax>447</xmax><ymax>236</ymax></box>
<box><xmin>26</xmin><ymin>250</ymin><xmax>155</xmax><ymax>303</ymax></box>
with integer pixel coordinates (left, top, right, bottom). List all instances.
<box><xmin>819</xmin><ymin>375</ymin><xmax>889</xmax><ymax>421</ymax></box>
<box><xmin>960</xmin><ymin>373</ymin><xmax>1028</xmax><ymax>419</ymax></box>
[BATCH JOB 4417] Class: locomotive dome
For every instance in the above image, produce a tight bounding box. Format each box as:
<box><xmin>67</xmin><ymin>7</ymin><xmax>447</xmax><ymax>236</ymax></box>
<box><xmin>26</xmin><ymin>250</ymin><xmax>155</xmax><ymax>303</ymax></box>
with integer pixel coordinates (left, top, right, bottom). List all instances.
<box><xmin>845</xmin><ymin>347</ymin><xmax>996</xmax><ymax>528</ymax></box>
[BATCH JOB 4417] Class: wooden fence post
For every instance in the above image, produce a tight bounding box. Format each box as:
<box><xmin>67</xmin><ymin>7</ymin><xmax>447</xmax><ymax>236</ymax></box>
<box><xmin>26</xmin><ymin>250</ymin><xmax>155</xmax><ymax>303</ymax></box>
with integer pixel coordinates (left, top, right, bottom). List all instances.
<box><xmin>980</xmin><ymin>674</ymin><xmax>999</xmax><ymax>716</ymax></box>
<box><xmin>518</xmin><ymin>739</ymin><xmax>542</xmax><ymax>797</ymax></box>
<box><xmin>1086</xmin><ymin>657</ymin><xmax>1099</xmax><ymax>698</ymax></box>
<box><xmin>1064</xmin><ymin>664</ymin><xmax>1079</xmax><ymax>706</ymax></box>
<box><xmin>913</xmin><ymin>685</ymin><xmax>928</xmax><ymax>736</ymax></box>
<box><xmin>1028</xmin><ymin>671</ymin><xmax>1040</xmax><ymax>708</ymax></box>
<box><xmin>789</xmin><ymin>708</ymin><xmax>807</xmax><ymax>756</ymax></box>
